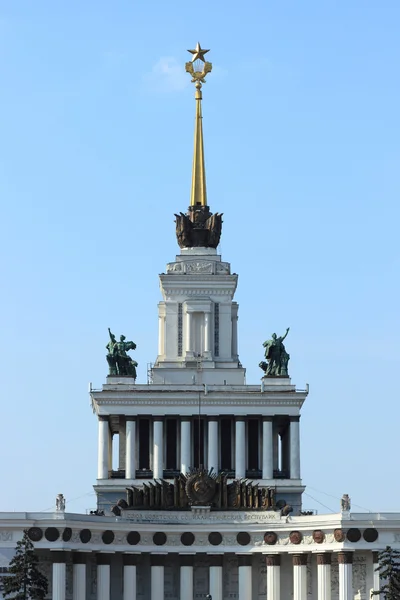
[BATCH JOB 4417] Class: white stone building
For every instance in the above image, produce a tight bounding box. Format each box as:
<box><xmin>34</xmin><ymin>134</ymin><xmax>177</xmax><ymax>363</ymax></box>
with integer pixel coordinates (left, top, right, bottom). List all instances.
<box><xmin>0</xmin><ymin>47</ymin><xmax>396</xmax><ymax>600</ymax></box>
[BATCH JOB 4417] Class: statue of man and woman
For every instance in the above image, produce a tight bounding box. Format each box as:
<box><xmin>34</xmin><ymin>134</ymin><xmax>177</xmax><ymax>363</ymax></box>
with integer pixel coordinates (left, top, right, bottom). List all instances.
<box><xmin>260</xmin><ymin>327</ymin><xmax>290</xmax><ymax>377</ymax></box>
<box><xmin>106</xmin><ymin>328</ymin><xmax>138</xmax><ymax>379</ymax></box>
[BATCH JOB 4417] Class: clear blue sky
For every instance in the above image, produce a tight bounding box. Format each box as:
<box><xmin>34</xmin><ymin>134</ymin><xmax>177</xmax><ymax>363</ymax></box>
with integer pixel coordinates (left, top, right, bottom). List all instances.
<box><xmin>1</xmin><ymin>0</ymin><xmax>399</xmax><ymax>515</ymax></box>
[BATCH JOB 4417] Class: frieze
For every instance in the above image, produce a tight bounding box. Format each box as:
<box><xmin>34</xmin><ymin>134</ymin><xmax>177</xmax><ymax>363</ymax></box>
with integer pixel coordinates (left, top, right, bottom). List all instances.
<box><xmin>123</xmin><ymin>510</ymin><xmax>282</xmax><ymax>524</ymax></box>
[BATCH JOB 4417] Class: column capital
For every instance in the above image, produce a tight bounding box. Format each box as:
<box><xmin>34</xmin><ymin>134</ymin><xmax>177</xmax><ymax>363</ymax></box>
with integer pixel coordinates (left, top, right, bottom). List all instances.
<box><xmin>208</xmin><ymin>416</ymin><xmax>219</xmax><ymax>422</ymax></box>
<box><xmin>51</xmin><ymin>551</ymin><xmax>69</xmax><ymax>563</ymax></box>
<box><xmin>153</xmin><ymin>416</ymin><xmax>164</xmax><ymax>422</ymax></box>
<box><xmin>337</xmin><ymin>551</ymin><xmax>353</xmax><ymax>564</ymax></box>
<box><xmin>316</xmin><ymin>553</ymin><xmax>331</xmax><ymax>565</ymax></box>
<box><xmin>292</xmin><ymin>553</ymin><xmax>308</xmax><ymax>566</ymax></box>
<box><xmin>123</xmin><ymin>554</ymin><xmax>139</xmax><ymax>566</ymax></box>
<box><xmin>265</xmin><ymin>554</ymin><xmax>281</xmax><ymax>567</ymax></box>
<box><xmin>262</xmin><ymin>416</ymin><xmax>273</xmax><ymax>422</ymax></box>
<box><xmin>97</xmin><ymin>553</ymin><xmax>113</xmax><ymax>565</ymax></box>
<box><xmin>235</xmin><ymin>416</ymin><xmax>246</xmax><ymax>422</ymax></box>
<box><xmin>208</xmin><ymin>554</ymin><xmax>223</xmax><ymax>567</ymax></box>
<box><xmin>290</xmin><ymin>415</ymin><xmax>300</xmax><ymax>422</ymax></box>
<box><xmin>179</xmin><ymin>554</ymin><xmax>195</xmax><ymax>567</ymax></box>
<box><xmin>126</xmin><ymin>416</ymin><xmax>136</xmax><ymax>422</ymax></box>
<box><xmin>238</xmin><ymin>555</ymin><xmax>253</xmax><ymax>567</ymax></box>
<box><xmin>372</xmin><ymin>551</ymin><xmax>379</xmax><ymax>563</ymax></box>
<box><xmin>72</xmin><ymin>552</ymin><xmax>90</xmax><ymax>564</ymax></box>
<box><xmin>99</xmin><ymin>416</ymin><xmax>108</xmax><ymax>422</ymax></box>
<box><xmin>150</xmin><ymin>554</ymin><xmax>166</xmax><ymax>567</ymax></box>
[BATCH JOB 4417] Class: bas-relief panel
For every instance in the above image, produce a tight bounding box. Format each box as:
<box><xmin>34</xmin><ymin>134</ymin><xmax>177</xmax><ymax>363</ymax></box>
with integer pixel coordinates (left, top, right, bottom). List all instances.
<box><xmin>194</xmin><ymin>555</ymin><xmax>210</xmax><ymax>599</ymax></box>
<box><xmin>223</xmin><ymin>555</ymin><xmax>238</xmax><ymax>600</ymax></box>
<box><xmin>165</xmin><ymin>555</ymin><xmax>179</xmax><ymax>600</ymax></box>
<box><xmin>255</xmin><ymin>554</ymin><xmax>267</xmax><ymax>600</ymax></box>
<box><xmin>331</xmin><ymin>555</ymin><xmax>339</xmax><ymax>600</ymax></box>
<box><xmin>353</xmin><ymin>555</ymin><xmax>367</xmax><ymax>597</ymax></box>
<box><xmin>137</xmin><ymin>555</ymin><xmax>150</xmax><ymax>600</ymax></box>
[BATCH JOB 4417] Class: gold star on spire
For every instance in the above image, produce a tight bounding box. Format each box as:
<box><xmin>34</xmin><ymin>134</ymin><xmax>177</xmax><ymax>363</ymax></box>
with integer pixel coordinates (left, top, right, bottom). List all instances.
<box><xmin>187</xmin><ymin>42</ymin><xmax>210</xmax><ymax>63</ymax></box>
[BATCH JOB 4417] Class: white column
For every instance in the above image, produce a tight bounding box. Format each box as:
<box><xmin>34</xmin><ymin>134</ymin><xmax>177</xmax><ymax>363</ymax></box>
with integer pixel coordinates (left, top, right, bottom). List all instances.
<box><xmin>97</xmin><ymin>559</ymin><xmax>111</xmax><ymax>600</ymax></box>
<box><xmin>238</xmin><ymin>556</ymin><xmax>252</xmax><ymax>600</ymax></box>
<box><xmin>150</xmin><ymin>557</ymin><xmax>164</xmax><ymax>600</ymax></box>
<box><xmin>208</xmin><ymin>418</ymin><xmax>219</xmax><ymax>473</ymax></box>
<box><xmin>262</xmin><ymin>417</ymin><xmax>273</xmax><ymax>479</ymax></box>
<box><xmin>266</xmin><ymin>555</ymin><xmax>280</xmax><ymax>600</ymax></box>
<box><xmin>338</xmin><ymin>552</ymin><xmax>353</xmax><ymax>600</ymax></box>
<box><xmin>290</xmin><ymin>417</ymin><xmax>301</xmax><ymax>479</ymax></box>
<box><xmin>209</xmin><ymin>556</ymin><xmax>223</xmax><ymax>600</ymax></box>
<box><xmin>372</xmin><ymin>552</ymin><xmax>380</xmax><ymax>597</ymax></box>
<box><xmin>153</xmin><ymin>419</ymin><xmax>164</xmax><ymax>479</ymax></box>
<box><xmin>125</xmin><ymin>419</ymin><xmax>136</xmax><ymax>479</ymax></box>
<box><xmin>72</xmin><ymin>554</ymin><xmax>86</xmax><ymax>600</ymax></box>
<box><xmin>123</xmin><ymin>555</ymin><xmax>137</xmax><ymax>600</ymax></box>
<box><xmin>231</xmin><ymin>303</ymin><xmax>238</xmax><ymax>358</ymax></box>
<box><xmin>52</xmin><ymin>556</ymin><xmax>66</xmax><ymax>600</ymax></box>
<box><xmin>185</xmin><ymin>310</ymin><xmax>192</xmax><ymax>355</ymax></box>
<box><xmin>317</xmin><ymin>554</ymin><xmax>331</xmax><ymax>600</ymax></box>
<box><xmin>204</xmin><ymin>311</ymin><xmax>211</xmax><ymax>356</ymax></box>
<box><xmin>180</xmin><ymin>555</ymin><xmax>194</xmax><ymax>600</ymax></box>
<box><xmin>158</xmin><ymin>316</ymin><xmax>164</xmax><ymax>356</ymax></box>
<box><xmin>98</xmin><ymin>417</ymin><xmax>109</xmax><ymax>479</ymax></box>
<box><xmin>235</xmin><ymin>418</ymin><xmax>246</xmax><ymax>479</ymax></box>
<box><xmin>181</xmin><ymin>419</ymin><xmax>191</xmax><ymax>473</ymax></box>
<box><xmin>293</xmin><ymin>554</ymin><xmax>308</xmax><ymax>600</ymax></box>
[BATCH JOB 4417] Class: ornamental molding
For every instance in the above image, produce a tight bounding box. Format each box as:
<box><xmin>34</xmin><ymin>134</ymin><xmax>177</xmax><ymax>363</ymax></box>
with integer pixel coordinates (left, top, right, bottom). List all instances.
<box><xmin>94</xmin><ymin>396</ymin><xmax>304</xmax><ymax>407</ymax></box>
<box><xmin>123</xmin><ymin>510</ymin><xmax>282</xmax><ymax>525</ymax></box>
<box><xmin>166</xmin><ymin>261</ymin><xmax>231</xmax><ymax>275</ymax></box>
<box><xmin>163</xmin><ymin>288</ymin><xmax>234</xmax><ymax>296</ymax></box>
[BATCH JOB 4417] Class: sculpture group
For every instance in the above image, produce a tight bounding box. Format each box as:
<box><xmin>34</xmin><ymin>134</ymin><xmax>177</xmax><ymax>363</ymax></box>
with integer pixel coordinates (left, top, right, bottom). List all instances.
<box><xmin>106</xmin><ymin>328</ymin><xmax>138</xmax><ymax>379</ymax></box>
<box><xmin>260</xmin><ymin>327</ymin><xmax>290</xmax><ymax>377</ymax></box>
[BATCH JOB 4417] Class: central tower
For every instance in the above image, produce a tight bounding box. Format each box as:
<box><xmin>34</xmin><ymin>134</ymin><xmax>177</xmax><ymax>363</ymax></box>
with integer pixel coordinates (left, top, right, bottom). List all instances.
<box><xmin>152</xmin><ymin>44</ymin><xmax>245</xmax><ymax>385</ymax></box>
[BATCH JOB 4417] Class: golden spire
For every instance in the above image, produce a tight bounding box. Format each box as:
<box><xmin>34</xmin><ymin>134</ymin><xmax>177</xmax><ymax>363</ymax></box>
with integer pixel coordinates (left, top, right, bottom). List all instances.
<box><xmin>185</xmin><ymin>43</ymin><xmax>212</xmax><ymax>207</ymax></box>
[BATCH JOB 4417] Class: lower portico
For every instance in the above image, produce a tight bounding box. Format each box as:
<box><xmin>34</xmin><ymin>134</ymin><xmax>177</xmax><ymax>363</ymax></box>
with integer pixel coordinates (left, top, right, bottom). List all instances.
<box><xmin>0</xmin><ymin>510</ymin><xmax>393</xmax><ymax>600</ymax></box>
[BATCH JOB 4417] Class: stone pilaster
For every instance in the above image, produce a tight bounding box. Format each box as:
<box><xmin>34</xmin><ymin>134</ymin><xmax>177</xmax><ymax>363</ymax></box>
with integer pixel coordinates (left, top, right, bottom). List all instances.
<box><xmin>372</xmin><ymin>551</ymin><xmax>380</xmax><ymax>597</ymax></box>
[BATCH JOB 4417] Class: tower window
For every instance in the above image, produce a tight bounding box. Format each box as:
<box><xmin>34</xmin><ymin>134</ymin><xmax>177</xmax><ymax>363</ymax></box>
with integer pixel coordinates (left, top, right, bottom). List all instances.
<box><xmin>177</xmin><ymin>303</ymin><xmax>183</xmax><ymax>356</ymax></box>
<box><xmin>214</xmin><ymin>303</ymin><xmax>219</xmax><ymax>357</ymax></box>
<box><xmin>138</xmin><ymin>419</ymin><xmax>150</xmax><ymax>470</ymax></box>
<box><xmin>166</xmin><ymin>419</ymin><xmax>178</xmax><ymax>469</ymax></box>
<box><xmin>193</xmin><ymin>418</ymin><xmax>205</xmax><ymax>468</ymax></box>
<box><xmin>220</xmin><ymin>418</ymin><xmax>232</xmax><ymax>470</ymax></box>
<box><xmin>248</xmin><ymin>419</ymin><xmax>259</xmax><ymax>471</ymax></box>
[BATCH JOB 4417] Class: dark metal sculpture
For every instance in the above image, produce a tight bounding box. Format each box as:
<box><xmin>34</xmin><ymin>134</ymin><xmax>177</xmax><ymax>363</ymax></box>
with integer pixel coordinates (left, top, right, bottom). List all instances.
<box><xmin>260</xmin><ymin>327</ymin><xmax>290</xmax><ymax>377</ymax></box>
<box><xmin>175</xmin><ymin>206</ymin><xmax>223</xmax><ymax>249</ymax></box>
<box><xmin>111</xmin><ymin>468</ymin><xmax>276</xmax><ymax>512</ymax></box>
<box><xmin>106</xmin><ymin>328</ymin><xmax>138</xmax><ymax>379</ymax></box>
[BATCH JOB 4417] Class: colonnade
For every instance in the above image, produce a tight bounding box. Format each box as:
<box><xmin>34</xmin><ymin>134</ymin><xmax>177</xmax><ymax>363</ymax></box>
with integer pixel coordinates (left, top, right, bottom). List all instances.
<box><xmin>97</xmin><ymin>415</ymin><xmax>301</xmax><ymax>480</ymax></box>
<box><xmin>51</xmin><ymin>550</ymin><xmax>379</xmax><ymax>600</ymax></box>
